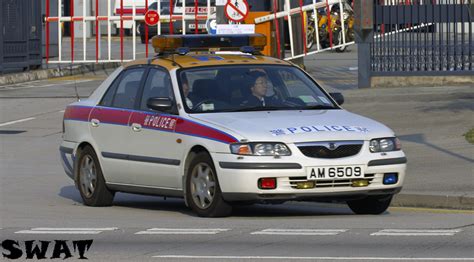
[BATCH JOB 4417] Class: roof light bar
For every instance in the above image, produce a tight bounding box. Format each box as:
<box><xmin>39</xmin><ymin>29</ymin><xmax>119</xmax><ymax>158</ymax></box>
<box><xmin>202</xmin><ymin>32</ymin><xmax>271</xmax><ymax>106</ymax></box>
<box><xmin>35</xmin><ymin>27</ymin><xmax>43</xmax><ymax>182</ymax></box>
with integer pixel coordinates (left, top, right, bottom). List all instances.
<box><xmin>152</xmin><ymin>34</ymin><xmax>267</xmax><ymax>54</ymax></box>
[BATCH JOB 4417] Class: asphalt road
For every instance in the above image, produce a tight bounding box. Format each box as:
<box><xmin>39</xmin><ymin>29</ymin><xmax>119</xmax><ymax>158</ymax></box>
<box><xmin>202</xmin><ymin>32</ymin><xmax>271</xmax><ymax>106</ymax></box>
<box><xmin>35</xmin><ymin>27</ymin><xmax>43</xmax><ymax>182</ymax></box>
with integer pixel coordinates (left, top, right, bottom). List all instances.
<box><xmin>0</xmin><ymin>69</ymin><xmax>473</xmax><ymax>261</ymax></box>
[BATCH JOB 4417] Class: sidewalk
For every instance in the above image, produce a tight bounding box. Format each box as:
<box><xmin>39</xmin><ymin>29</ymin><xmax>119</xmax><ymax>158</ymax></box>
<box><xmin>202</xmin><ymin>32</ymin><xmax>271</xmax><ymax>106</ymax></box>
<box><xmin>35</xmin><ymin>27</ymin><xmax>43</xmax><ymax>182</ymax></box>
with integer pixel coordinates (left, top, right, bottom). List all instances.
<box><xmin>305</xmin><ymin>47</ymin><xmax>474</xmax><ymax>210</ymax></box>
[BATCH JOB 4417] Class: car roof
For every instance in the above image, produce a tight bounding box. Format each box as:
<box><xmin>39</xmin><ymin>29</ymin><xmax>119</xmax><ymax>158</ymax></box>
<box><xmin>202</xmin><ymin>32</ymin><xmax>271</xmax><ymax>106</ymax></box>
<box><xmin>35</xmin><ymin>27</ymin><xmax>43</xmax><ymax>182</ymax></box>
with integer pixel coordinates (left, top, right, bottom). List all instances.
<box><xmin>123</xmin><ymin>54</ymin><xmax>292</xmax><ymax>70</ymax></box>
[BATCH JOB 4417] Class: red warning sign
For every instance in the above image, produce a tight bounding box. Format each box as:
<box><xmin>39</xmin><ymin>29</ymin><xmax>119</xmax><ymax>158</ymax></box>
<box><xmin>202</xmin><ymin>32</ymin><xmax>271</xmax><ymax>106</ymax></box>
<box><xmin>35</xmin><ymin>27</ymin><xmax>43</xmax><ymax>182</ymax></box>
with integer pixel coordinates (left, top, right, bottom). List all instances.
<box><xmin>145</xmin><ymin>10</ymin><xmax>160</xmax><ymax>26</ymax></box>
<box><xmin>225</xmin><ymin>0</ymin><xmax>249</xmax><ymax>23</ymax></box>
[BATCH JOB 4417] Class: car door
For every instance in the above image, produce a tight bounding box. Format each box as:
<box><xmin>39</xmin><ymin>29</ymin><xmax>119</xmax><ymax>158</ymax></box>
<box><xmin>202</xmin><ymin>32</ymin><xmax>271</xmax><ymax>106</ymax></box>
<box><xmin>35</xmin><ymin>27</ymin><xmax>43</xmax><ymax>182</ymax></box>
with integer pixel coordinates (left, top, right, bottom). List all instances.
<box><xmin>128</xmin><ymin>67</ymin><xmax>183</xmax><ymax>189</ymax></box>
<box><xmin>89</xmin><ymin>67</ymin><xmax>146</xmax><ymax>184</ymax></box>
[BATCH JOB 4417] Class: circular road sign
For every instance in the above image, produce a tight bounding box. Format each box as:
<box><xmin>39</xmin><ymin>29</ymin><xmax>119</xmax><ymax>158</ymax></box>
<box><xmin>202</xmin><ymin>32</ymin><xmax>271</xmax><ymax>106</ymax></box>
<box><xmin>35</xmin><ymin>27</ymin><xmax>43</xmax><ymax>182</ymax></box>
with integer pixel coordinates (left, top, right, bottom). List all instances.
<box><xmin>224</xmin><ymin>0</ymin><xmax>249</xmax><ymax>23</ymax></box>
<box><xmin>145</xmin><ymin>10</ymin><xmax>160</xmax><ymax>26</ymax></box>
<box><xmin>206</xmin><ymin>18</ymin><xmax>217</xmax><ymax>34</ymax></box>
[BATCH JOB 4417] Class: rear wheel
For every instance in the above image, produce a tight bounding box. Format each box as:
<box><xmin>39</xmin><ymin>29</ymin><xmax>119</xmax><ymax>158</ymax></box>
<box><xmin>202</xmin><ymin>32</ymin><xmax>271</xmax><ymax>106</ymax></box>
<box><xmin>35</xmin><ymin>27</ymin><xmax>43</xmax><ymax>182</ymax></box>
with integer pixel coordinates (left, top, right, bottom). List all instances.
<box><xmin>306</xmin><ymin>26</ymin><xmax>315</xmax><ymax>49</ymax></box>
<box><xmin>76</xmin><ymin>146</ymin><xmax>115</xmax><ymax>206</ymax></box>
<box><xmin>186</xmin><ymin>152</ymin><xmax>232</xmax><ymax>217</ymax></box>
<box><xmin>347</xmin><ymin>195</ymin><xmax>393</xmax><ymax>215</ymax></box>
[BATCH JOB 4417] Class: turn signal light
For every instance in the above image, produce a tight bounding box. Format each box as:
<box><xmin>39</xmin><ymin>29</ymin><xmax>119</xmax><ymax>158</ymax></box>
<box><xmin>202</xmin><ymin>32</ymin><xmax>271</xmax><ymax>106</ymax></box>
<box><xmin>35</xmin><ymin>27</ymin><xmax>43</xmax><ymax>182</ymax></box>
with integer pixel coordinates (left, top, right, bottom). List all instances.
<box><xmin>259</xmin><ymin>178</ymin><xmax>276</xmax><ymax>190</ymax></box>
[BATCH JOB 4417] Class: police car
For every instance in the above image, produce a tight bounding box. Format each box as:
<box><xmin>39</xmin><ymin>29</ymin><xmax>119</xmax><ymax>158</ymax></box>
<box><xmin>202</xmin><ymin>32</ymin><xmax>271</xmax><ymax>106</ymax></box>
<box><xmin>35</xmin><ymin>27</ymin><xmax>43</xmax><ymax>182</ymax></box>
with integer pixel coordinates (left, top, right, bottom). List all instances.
<box><xmin>60</xmin><ymin>34</ymin><xmax>407</xmax><ymax>217</ymax></box>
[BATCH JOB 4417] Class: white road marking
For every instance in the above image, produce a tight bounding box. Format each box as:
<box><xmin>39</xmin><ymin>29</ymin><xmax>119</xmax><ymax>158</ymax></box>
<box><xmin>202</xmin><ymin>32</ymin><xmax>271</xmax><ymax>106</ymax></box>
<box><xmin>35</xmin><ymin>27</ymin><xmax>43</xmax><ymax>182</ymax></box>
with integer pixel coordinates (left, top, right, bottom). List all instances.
<box><xmin>251</xmin><ymin>229</ymin><xmax>347</xmax><ymax>236</ymax></box>
<box><xmin>59</xmin><ymin>110</ymin><xmax>65</xmax><ymax>113</ymax></box>
<box><xmin>371</xmin><ymin>229</ymin><xmax>462</xmax><ymax>236</ymax></box>
<box><xmin>152</xmin><ymin>255</ymin><xmax>474</xmax><ymax>261</ymax></box>
<box><xmin>0</xmin><ymin>80</ymin><xmax>93</xmax><ymax>90</ymax></box>
<box><xmin>0</xmin><ymin>117</ymin><xmax>36</xmax><ymax>127</ymax></box>
<box><xmin>135</xmin><ymin>228</ymin><xmax>230</xmax><ymax>235</ymax></box>
<box><xmin>15</xmin><ymin>227</ymin><xmax>118</xmax><ymax>235</ymax></box>
<box><xmin>349</xmin><ymin>67</ymin><xmax>359</xmax><ymax>71</ymax></box>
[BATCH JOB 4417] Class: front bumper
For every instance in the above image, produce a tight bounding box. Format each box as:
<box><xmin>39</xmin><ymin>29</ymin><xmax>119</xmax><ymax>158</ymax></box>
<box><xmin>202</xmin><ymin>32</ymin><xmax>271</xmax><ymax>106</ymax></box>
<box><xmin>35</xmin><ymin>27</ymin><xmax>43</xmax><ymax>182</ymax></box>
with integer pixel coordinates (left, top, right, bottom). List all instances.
<box><xmin>212</xmin><ymin>148</ymin><xmax>407</xmax><ymax>203</ymax></box>
<box><xmin>222</xmin><ymin>187</ymin><xmax>403</xmax><ymax>202</ymax></box>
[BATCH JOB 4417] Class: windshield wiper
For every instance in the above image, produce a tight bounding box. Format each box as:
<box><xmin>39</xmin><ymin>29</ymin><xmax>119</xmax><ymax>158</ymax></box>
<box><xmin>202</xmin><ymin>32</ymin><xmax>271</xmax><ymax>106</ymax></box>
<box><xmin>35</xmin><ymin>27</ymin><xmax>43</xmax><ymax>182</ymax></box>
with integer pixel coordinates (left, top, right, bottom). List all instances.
<box><xmin>220</xmin><ymin>106</ymin><xmax>294</xmax><ymax>112</ymax></box>
<box><xmin>298</xmin><ymin>105</ymin><xmax>338</xmax><ymax>110</ymax></box>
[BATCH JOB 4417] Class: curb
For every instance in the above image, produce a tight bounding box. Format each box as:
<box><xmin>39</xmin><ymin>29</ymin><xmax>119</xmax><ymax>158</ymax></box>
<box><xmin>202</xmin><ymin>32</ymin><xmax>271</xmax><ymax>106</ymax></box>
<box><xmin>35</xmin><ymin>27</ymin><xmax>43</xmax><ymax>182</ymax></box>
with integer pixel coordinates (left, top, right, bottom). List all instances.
<box><xmin>0</xmin><ymin>63</ymin><xmax>121</xmax><ymax>87</ymax></box>
<box><xmin>392</xmin><ymin>194</ymin><xmax>474</xmax><ymax>211</ymax></box>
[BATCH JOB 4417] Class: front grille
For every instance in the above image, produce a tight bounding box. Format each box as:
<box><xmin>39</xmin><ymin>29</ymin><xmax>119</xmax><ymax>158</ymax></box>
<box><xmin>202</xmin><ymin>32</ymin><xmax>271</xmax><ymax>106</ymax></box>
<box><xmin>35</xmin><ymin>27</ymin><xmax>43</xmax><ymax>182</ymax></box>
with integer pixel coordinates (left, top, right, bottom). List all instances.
<box><xmin>288</xmin><ymin>174</ymin><xmax>375</xmax><ymax>189</ymax></box>
<box><xmin>298</xmin><ymin>144</ymin><xmax>362</xmax><ymax>159</ymax></box>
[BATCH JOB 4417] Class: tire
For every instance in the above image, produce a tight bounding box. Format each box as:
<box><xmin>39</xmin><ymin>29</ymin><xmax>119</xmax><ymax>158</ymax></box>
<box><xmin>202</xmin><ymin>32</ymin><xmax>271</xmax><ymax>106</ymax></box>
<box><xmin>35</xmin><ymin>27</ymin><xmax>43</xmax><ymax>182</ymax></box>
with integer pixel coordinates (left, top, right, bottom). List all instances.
<box><xmin>306</xmin><ymin>26</ymin><xmax>315</xmax><ymax>50</ymax></box>
<box><xmin>186</xmin><ymin>152</ymin><xmax>232</xmax><ymax>217</ymax></box>
<box><xmin>76</xmin><ymin>146</ymin><xmax>115</xmax><ymax>207</ymax></box>
<box><xmin>347</xmin><ymin>195</ymin><xmax>393</xmax><ymax>215</ymax></box>
<box><xmin>335</xmin><ymin>30</ymin><xmax>347</xmax><ymax>53</ymax></box>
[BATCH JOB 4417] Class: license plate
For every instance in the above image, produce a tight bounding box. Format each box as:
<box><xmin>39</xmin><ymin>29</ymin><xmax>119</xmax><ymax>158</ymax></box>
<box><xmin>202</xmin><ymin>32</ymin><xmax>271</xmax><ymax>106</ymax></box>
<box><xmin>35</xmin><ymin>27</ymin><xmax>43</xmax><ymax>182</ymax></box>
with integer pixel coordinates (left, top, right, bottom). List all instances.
<box><xmin>306</xmin><ymin>166</ymin><xmax>364</xmax><ymax>180</ymax></box>
<box><xmin>188</xmin><ymin>24</ymin><xmax>206</xmax><ymax>29</ymax></box>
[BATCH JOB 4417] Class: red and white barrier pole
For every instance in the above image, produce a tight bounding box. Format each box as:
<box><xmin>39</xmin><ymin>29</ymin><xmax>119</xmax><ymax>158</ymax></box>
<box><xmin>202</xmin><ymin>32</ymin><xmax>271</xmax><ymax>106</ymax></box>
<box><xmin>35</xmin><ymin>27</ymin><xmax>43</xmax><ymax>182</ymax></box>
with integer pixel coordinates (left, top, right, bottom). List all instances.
<box><xmin>194</xmin><ymin>0</ymin><xmax>198</xmax><ymax>34</ymax></box>
<box><xmin>70</xmin><ymin>0</ymin><xmax>75</xmax><ymax>63</ymax></box>
<box><xmin>299</xmin><ymin>0</ymin><xmax>308</xmax><ymax>54</ymax></box>
<box><xmin>325</xmin><ymin>0</ymin><xmax>333</xmax><ymax>48</ymax></box>
<box><xmin>170</xmin><ymin>0</ymin><xmax>174</xmax><ymax>35</ymax></box>
<box><xmin>120</xmin><ymin>0</ymin><xmax>124</xmax><ymax>61</ymax></box>
<box><xmin>96</xmin><ymin>0</ymin><xmax>99</xmax><ymax>62</ymax></box>
<box><xmin>145</xmin><ymin>0</ymin><xmax>149</xmax><ymax>57</ymax></box>
<box><xmin>46</xmin><ymin>0</ymin><xmax>50</xmax><ymax>63</ymax></box>
<box><xmin>273</xmin><ymin>0</ymin><xmax>281</xmax><ymax>59</ymax></box>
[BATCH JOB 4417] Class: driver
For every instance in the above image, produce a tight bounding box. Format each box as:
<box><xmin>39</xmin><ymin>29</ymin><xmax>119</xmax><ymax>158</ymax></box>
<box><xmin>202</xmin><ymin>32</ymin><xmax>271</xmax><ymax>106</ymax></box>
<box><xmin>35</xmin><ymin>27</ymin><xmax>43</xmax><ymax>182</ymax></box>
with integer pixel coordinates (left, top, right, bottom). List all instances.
<box><xmin>241</xmin><ymin>71</ymin><xmax>273</xmax><ymax>107</ymax></box>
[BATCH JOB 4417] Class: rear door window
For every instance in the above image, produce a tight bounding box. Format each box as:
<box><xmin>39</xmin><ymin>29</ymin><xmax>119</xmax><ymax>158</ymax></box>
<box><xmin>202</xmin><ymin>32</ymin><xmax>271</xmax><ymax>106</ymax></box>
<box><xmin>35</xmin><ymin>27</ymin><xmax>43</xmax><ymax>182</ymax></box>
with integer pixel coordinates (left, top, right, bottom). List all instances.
<box><xmin>111</xmin><ymin>68</ymin><xmax>146</xmax><ymax>109</ymax></box>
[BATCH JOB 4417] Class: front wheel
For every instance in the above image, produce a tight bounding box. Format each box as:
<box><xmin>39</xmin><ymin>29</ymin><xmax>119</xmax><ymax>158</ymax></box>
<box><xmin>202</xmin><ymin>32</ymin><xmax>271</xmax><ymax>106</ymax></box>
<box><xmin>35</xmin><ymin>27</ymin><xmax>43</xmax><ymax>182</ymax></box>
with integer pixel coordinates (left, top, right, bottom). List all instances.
<box><xmin>347</xmin><ymin>195</ymin><xmax>393</xmax><ymax>215</ymax></box>
<box><xmin>186</xmin><ymin>152</ymin><xmax>232</xmax><ymax>217</ymax></box>
<box><xmin>335</xmin><ymin>29</ymin><xmax>347</xmax><ymax>53</ymax></box>
<box><xmin>76</xmin><ymin>146</ymin><xmax>115</xmax><ymax>206</ymax></box>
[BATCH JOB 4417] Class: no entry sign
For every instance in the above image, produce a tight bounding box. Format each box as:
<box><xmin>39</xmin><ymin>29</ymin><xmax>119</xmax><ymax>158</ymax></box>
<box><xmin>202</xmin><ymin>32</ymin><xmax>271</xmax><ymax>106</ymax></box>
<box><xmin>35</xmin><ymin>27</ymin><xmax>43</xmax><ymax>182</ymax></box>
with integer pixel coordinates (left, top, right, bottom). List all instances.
<box><xmin>145</xmin><ymin>10</ymin><xmax>160</xmax><ymax>26</ymax></box>
<box><xmin>225</xmin><ymin>0</ymin><xmax>249</xmax><ymax>23</ymax></box>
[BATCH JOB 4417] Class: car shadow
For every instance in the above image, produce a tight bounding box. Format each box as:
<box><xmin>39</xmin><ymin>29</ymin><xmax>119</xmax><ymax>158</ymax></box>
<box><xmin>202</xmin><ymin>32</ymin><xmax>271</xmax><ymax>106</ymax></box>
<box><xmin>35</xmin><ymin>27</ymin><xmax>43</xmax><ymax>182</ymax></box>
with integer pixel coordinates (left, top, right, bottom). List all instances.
<box><xmin>59</xmin><ymin>185</ymin><xmax>371</xmax><ymax>217</ymax></box>
<box><xmin>399</xmin><ymin>133</ymin><xmax>473</xmax><ymax>163</ymax></box>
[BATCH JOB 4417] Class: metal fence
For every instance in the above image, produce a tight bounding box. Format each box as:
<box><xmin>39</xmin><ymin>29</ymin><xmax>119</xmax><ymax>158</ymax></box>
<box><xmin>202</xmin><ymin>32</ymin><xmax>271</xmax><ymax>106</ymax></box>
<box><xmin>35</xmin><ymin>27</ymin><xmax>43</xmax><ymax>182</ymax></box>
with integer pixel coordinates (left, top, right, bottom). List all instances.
<box><xmin>371</xmin><ymin>0</ymin><xmax>473</xmax><ymax>75</ymax></box>
<box><xmin>0</xmin><ymin>0</ymin><xmax>43</xmax><ymax>73</ymax></box>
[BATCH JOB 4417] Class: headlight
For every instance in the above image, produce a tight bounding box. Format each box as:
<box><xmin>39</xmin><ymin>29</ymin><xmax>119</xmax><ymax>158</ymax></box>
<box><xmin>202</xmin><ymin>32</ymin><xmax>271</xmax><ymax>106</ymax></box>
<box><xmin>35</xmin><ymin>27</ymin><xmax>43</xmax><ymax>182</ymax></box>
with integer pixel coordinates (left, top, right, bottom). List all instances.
<box><xmin>230</xmin><ymin>143</ymin><xmax>291</xmax><ymax>156</ymax></box>
<box><xmin>369</xmin><ymin>137</ymin><xmax>401</xmax><ymax>153</ymax></box>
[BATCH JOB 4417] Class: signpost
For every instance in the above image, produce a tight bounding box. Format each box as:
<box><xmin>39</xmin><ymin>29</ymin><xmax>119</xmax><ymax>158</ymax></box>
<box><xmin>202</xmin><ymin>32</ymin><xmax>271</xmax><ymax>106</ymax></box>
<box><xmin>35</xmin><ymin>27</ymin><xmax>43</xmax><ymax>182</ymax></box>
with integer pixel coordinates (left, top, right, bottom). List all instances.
<box><xmin>224</xmin><ymin>0</ymin><xmax>249</xmax><ymax>23</ymax></box>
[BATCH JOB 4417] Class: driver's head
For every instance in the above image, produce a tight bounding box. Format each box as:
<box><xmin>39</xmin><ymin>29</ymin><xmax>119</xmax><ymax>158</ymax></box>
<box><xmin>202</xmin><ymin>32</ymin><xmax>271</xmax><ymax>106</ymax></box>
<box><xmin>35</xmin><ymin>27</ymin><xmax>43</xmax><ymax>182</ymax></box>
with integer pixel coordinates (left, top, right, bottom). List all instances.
<box><xmin>249</xmin><ymin>71</ymin><xmax>268</xmax><ymax>99</ymax></box>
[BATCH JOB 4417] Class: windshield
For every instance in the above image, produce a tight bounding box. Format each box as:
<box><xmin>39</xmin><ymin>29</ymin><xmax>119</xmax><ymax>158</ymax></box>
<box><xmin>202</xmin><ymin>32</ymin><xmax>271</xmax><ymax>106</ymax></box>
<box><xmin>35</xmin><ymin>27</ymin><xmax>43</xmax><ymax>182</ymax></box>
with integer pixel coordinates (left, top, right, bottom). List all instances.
<box><xmin>178</xmin><ymin>65</ymin><xmax>338</xmax><ymax>113</ymax></box>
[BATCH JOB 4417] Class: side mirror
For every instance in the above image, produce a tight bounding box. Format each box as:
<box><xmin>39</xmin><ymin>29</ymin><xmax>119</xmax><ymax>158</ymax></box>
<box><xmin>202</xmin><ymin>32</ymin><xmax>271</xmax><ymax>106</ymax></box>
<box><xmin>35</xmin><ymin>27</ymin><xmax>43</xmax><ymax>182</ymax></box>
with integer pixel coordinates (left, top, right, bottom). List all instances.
<box><xmin>329</xmin><ymin>92</ymin><xmax>344</xmax><ymax>106</ymax></box>
<box><xmin>147</xmin><ymin>97</ymin><xmax>173</xmax><ymax>112</ymax></box>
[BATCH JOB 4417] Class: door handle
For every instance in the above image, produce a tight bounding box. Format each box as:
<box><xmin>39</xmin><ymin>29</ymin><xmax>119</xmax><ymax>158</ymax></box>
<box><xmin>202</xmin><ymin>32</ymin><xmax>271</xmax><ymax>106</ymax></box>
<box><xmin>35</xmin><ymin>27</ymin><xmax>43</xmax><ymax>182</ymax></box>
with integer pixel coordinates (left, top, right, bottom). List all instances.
<box><xmin>91</xmin><ymin>119</ymin><xmax>100</xmax><ymax>127</ymax></box>
<box><xmin>131</xmin><ymin>123</ymin><xmax>142</xmax><ymax>132</ymax></box>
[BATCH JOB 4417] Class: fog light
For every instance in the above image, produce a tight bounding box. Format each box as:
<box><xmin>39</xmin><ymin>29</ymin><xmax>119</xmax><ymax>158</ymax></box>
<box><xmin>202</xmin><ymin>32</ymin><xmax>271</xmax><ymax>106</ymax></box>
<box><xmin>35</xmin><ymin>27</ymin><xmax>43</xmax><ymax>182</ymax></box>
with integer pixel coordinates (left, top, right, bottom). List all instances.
<box><xmin>296</xmin><ymin>181</ymin><xmax>315</xmax><ymax>189</ymax></box>
<box><xmin>352</xmin><ymin>179</ymin><xmax>369</xmax><ymax>187</ymax></box>
<box><xmin>259</xmin><ymin>178</ymin><xmax>276</xmax><ymax>190</ymax></box>
<box><xmin>383</xmin><ymin>173</ymin><xmax>398</xmax><ymax>185</ymax></box>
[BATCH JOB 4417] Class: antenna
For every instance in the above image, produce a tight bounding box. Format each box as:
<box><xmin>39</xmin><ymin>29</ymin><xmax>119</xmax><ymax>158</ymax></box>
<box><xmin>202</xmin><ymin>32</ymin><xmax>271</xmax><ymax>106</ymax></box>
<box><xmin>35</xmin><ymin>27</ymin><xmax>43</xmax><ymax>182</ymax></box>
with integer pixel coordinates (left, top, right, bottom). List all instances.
<box><xmin>70</xmin><ymin>63</ymin><xmax>80</xmax><ymax>101</ymax></box>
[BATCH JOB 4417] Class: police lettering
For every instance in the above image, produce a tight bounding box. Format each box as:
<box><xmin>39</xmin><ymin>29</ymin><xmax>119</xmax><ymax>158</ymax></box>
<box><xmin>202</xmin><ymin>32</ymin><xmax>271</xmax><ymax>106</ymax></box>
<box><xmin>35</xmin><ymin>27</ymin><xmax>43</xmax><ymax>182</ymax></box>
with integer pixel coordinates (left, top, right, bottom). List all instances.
<box><xmin>143</xmin><ymin>115</ymin><xmax>177</xmax><ymax>130</ymax></box>
<box><xmin>283</xmin><ymin>125</ymin><xmax>369</xmax><ymax>135</ymax></box>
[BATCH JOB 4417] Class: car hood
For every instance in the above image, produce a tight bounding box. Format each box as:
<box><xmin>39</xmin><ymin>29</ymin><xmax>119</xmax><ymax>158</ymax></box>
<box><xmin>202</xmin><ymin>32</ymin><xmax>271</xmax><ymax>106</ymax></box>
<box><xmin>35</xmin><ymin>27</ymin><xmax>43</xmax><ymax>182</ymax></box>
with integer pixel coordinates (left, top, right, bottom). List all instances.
<box><xmin>189</xmin><ymin>110</ymin><xmax>395</xmax><ymax>143</ymax></box>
